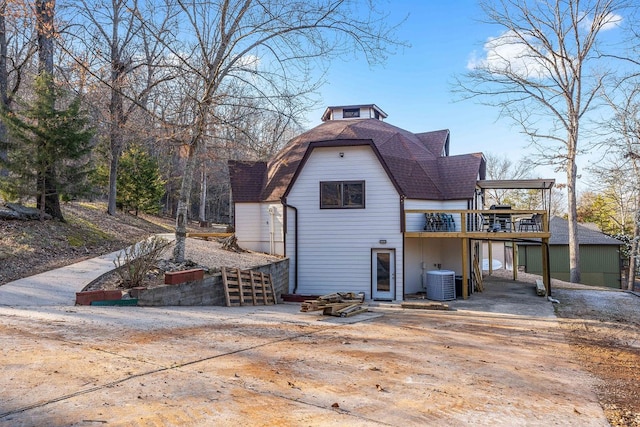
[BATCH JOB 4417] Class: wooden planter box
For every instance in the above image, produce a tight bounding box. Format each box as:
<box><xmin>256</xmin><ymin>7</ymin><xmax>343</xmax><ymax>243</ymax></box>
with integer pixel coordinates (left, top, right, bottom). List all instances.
<box><xmin>164</xmin><ymin>269</ymin><xmax>204</xmax><ymax>285</ymax></box>
<box><xmin>75</xmin><ymin>290</ymin><xmax>124</xmax><ymax>306</ymax></box>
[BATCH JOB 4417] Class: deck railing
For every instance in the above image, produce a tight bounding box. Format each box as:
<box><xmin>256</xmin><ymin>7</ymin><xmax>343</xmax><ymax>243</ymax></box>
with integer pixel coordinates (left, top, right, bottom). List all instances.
<box><xmin>404</xmin><ymin>209</ymin><xmax>549</xmax><ymax>237</ymax></box>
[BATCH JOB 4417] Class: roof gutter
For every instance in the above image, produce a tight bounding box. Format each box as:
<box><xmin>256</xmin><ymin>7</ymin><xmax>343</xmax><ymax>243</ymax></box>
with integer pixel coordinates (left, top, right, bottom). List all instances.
<box><xmin>281</xmin><ymin>198</ymin><xmax>299</xmax><ymax>294</ymax></box>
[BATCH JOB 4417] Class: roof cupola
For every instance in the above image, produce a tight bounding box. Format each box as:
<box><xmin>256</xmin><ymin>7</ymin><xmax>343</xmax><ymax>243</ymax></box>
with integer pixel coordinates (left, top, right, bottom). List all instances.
<box><xmin>321</xmin><ymin>104</ymin><xmax>388</xmax><ymax>122</ymax></box>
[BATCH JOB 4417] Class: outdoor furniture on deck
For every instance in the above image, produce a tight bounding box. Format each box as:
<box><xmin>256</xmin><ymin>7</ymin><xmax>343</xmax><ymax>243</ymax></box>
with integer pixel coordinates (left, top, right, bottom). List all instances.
<box><xmin>518</xmin><ymin>213</ymin><xmax>542</xmax><ymax>231</ymax></box>
<box><xmin>424</xmin><ymin>213</ymin><xmax>455</xmax><ymax>232</ymax></box>
<box><xmin>484</xmin><ymin>205</ymin><xmax>512</xmax><ymax>232</ymax></box>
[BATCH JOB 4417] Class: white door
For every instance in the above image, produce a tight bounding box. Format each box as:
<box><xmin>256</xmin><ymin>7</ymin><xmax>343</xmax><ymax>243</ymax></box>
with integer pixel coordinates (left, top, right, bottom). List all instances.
<box><xmin>372</xmin><ymin>249</ymin><xmax>395</xmax><ymax>300</ymax></box>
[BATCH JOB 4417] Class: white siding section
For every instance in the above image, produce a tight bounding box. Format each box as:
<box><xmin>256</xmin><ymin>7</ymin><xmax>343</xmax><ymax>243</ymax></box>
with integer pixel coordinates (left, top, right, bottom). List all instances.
<box><xmin>326</xmin><ymin>106</ymin><xmax>382</xmax><ymax>121</ymax></box>
<box><xmin>284</xmin><ymin>205</ymin><xmax>297</xmax><ymax>294</ymax></box>
<box><xmin>287</xmin><ymin>146</ymin><xmax>403</xmax><ymax>300</ymax></box>
<box><xmin>404</xmin><ymin>199</ymin><xmax>469</xmax><ymax>295</ymax></box>
<box><xmin>404</xmin><ymin>199</ymin><xmax>469</xmax><ymax>232</ymax></box>
<box><xmin>234</xmin><ymin>202</ymin><xmax>285</xmax><ymax>255</ymax></box>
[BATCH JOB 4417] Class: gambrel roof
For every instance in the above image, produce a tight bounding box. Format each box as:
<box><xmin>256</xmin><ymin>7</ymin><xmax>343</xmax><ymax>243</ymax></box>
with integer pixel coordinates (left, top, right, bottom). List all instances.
<box><xmin>229</xmin><ymin>118</ymin><xmax>484</xmax><ymax>203</ymax></box>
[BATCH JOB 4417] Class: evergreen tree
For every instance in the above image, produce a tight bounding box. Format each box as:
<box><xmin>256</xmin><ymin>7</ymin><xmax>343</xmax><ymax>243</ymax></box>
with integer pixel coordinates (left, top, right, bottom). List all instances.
<box><xmin>0</xmin><ymin>73</ymin><xmax>94</xmax><ymax>220</ymax></box>
<box><xmin>116</xmin><ymin>145</ymin><xmax>166</xmax><ymax>216</ymax></box>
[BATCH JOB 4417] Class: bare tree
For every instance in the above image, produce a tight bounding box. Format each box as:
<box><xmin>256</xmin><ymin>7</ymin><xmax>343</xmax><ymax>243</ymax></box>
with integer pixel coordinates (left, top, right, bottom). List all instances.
<box><xmin>456</xmin><ymin>0</ymin><xmax>631</xmax><ymax>283</ymax></box>
<box><xmin>598</xmin><ymin>83</ymin><xmax>640</xmax><ymax>289</ymax></box>
<box><xmin>143</xmin><ymin>0</ymin><xmax>402</xmax><ymax>262</ymax></box>
<box><xmin>60</xmin><ymin>0</ymin><xmax>176</xmax><ymax>215</ymax></box>
<box><xmin>0</xmin><ymin>0</ymin><xmax>37</xmax><ymax>181</ymax></box>
<box><xmin>483</xmin><ymin>152</ymin><xmax>533</xmax><ymax>206</ymax></box>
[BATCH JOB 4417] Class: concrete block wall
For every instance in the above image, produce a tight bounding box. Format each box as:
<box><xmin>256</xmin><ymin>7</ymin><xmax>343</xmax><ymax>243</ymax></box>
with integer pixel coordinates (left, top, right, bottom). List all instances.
<box><xmin>137</xmin><ymin>258</ymin><xmax>289</xmax><ymax>307</ymax></box>
<box><xmin>251</xmin><ymin>259</ymin><xmax>289</xmax><ymax>299</ymax></box>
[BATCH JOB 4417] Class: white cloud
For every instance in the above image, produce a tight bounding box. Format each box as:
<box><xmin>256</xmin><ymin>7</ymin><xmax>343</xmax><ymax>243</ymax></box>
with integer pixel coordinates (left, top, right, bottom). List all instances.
<box><xmin>580</xmin><ymin>12</ymin><xmax>623</xmax><ymax>31</ymax></box>
<box><xmin>467</xmin><ymin>30</ymin><xmax>550</xmax><ymax>80</ymax></box>
<box><xmin>237</xmin><ymin>54</ymin><xmax>260</xmax><ymax>70</ymax></box>
<box><xmin>602</xmin><ymin>12</ymin><xmax>623</xmax><ymax>30</ymax></box>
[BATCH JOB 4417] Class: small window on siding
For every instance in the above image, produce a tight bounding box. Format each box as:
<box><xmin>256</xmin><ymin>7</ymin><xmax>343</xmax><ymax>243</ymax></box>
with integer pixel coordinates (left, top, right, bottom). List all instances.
<box><xmin>320</xmin><ymin>181</ymin><xmax>365</xmax><ymax>209</ymax></box>
<box><xmin>343</xmin><ymin>108</ymin><xmax>360</xmax><ymax>118</ymax></box>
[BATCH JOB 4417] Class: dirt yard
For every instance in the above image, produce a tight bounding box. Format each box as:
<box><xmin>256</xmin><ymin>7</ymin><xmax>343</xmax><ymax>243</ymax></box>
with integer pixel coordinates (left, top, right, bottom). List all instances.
<box><xmin>2</xmin><ymin>203</ymin><xmax>637</xmax><ymax>425</ymax></box>
<box><xmin>1</xmin><ymin>276</ymin><xmax>638</xmax><ymax>426</ymax></box>
<box><xmin>554</xmin><ymin>286</ymin><xmax>640</xmax><ymax>426</ymax></box>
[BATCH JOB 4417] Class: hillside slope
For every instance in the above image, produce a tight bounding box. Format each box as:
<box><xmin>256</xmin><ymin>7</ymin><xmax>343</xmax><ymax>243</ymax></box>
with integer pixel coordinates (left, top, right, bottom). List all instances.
<box><xmin>0</xmin><ymin>202</ymin><xmax>179</xmax><ymax>285</ymax></box>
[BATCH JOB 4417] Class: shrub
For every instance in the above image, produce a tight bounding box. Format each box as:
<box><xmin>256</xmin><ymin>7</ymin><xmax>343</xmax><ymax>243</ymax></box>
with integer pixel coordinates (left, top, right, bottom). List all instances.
<box><xmin>113</xmin><ymin>236</ymin><xmax>170</xmax><ymax>288</ymax></box>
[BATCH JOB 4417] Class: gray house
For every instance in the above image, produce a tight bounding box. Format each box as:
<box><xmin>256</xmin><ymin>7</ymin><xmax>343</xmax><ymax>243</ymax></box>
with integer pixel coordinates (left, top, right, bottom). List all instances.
<box><xmin>518</xmin><ymin>216</ymin><xmax>622</xmax><ymax>288</ymax></box>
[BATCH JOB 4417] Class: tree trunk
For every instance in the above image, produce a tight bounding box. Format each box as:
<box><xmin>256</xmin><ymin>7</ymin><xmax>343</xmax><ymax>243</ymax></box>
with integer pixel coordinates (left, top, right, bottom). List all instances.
<box><xmin>199</xmin><ymin>161</ymin><xmax>207</xmax><ymax>223</ymax></box>
<box><xmin>567</xmin><ymin>157</ymin><xmax>580</xmax><ymax>283</ymax></box>
<box><xmin>628</xmin><ymin>207</ymin><xmax>640</xmax><ymax>291</ymax></box>
<box><xmin>36</xmin><ymin>0</ymin><xmax>54</xmax><ymax>75</ymax></box>
<box><xmin>173</xmin><ymin>142</ymin><xmax>198</xmax><ymax>262</ymax></box>
<box><xmin>107</xmin><ymin>44</ymin><xmax>126</xmax><ymax>215</ymax></box>
<box><xmin>36</xmin><ymin>0</ymin><xmax>63</xmax><ymax>221</ymax></box>
<box><xmin>43</xmin><ymin>165</ymin><xmax>62</xmax><ymax>219</ymax></box>
<box><xmin>107</xmin><ymin>149</ymin><xmax>119</xmax><ymax>214</ymax></box>
<box><xmin>0</xmin><ymin>6</ymin><xmax>8</xmax><ymax>176</ymax></box>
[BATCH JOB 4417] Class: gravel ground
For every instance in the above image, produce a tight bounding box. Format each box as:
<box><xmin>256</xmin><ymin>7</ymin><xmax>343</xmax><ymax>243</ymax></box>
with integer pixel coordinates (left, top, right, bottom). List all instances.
<box><xmin>172</xmin><ymin>238</ymin><xmax>283</xmax><ymax>272</ymax></box>
<box><xmin>86</xmin><ymin>237</ymin><xmax>283</xmax><ymax>291</ymax></box>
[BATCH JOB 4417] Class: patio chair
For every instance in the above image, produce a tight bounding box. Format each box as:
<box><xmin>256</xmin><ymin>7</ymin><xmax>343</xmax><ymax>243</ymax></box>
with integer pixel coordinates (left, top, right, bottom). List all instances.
<box><xmin>518</xmin><ymin>213</ymin><xmax>542</xmax><ymax>231</ymax></box>
<box><xmin>441</xmin><ymin>213</ymin><xmax>455</xmax><ymax>231</ymax></box>
<box><xmin>424</xmin><ymin>213</ymin><xmax>437</xmax><ymax>231</ymax></box>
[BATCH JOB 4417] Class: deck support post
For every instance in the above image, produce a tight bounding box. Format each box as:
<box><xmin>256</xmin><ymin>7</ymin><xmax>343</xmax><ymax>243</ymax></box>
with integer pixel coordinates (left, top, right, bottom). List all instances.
<box><xmin>488</xmin><ymin>241</ymin><xmax>493</xmax><ymax>274</ymax></box>
<box><xmin>542</xmin><ymin>238</ymin><xmax>551</xmax><ymax>296</ymax></box>
<box><xmin>462</xmin><ymin>238</ymin><xmax>469</xmax><ymax>299</ymax></box>
<box><xmin>512</xmin><ymin>243</ymin><xmax>517</xmax><ymax>281</ymax></box>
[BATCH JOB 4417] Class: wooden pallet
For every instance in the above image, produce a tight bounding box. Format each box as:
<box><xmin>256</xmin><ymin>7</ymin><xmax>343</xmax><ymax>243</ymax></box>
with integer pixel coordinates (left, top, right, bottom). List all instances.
<box><xmin>221</xmin><ymin>267</ymin><xmax>277</xmax><ymax>307</ymax></box>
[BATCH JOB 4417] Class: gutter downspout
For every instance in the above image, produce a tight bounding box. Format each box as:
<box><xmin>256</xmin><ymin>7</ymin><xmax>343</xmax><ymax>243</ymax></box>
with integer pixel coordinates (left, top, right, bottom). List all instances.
<box><xmin>268</xmin><ymin>206</ymin><xmax>275</xmax><ymax>255</ymax></box>
<box><xmin>281</xmin><ymin>198</ymin><xmax>299</xmax><ymax>293</ymax></box>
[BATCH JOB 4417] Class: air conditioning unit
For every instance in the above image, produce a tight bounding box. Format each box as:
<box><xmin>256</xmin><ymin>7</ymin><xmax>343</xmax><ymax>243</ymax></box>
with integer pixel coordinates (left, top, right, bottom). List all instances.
<box><xmin>424</xmin><ymin>270</ymin><xmax>456</xmax><ymax>301</ymax></box>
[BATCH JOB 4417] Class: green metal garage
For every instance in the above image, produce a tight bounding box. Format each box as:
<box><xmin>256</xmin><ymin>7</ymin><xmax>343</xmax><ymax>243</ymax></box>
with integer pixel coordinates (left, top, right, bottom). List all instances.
<box><xmin>518</xmin><ymin>216</ymin><xmax>622</xmax><ymax>288</ymax></box>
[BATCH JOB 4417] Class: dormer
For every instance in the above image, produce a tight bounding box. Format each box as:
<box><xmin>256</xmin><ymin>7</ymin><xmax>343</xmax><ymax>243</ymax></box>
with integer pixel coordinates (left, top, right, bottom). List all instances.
<box><xmin>321</xmin><ymin>104</ymin><xmax>388</xmax><ymax>122</ymax></box>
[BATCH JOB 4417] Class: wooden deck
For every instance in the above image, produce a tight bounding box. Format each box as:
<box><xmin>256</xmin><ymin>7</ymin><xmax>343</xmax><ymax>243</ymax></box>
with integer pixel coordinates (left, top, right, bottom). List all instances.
<box><xmin>404</xmin><ymin>230</ymin><xmax>550</xmax><ymax>240</ymax></box>
<box><xmin>403</xmin><ymin>208</ymin><xmax>552</xmax><ymax>299</ymax></box>
<box><xmin>404</xmin><ymin>209</ymin><xmax>550</xmax><ymax>240</ymax></box>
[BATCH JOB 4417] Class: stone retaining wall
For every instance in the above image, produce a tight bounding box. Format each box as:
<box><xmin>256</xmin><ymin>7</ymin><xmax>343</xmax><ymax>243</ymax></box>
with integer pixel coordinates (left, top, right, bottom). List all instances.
<box><xmin>137</xmin><ymin>258</ymin><xmax>289</xmax><ymax>306</ymax></box>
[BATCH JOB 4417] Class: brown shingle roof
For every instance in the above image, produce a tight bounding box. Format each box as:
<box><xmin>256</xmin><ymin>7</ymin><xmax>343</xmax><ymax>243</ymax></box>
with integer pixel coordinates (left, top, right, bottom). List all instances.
<box><xmin>548</xmin><ymin>216</ymin><xmax>623</xmax><ymax>245</ymax></box>
<box><xmin>416</xmin><ymin>129</ymin><xmax>450</xmax><ymax>156</ymax></box>
<box><xmin>228</xmin><ymin>160</ymin><xmax>267</xmax><ymax>202</ymax></box>
<box><xmin>229</xmin><ymin>118</ymin><xmax>484</xmax><ymax>202</ymax></box>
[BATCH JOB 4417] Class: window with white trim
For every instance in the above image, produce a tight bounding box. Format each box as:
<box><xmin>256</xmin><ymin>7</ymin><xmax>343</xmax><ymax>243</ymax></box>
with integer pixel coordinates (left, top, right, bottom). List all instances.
<box><xmin>320</xmin><ymin>181</ymin><xmax>365</xmax><ymax>208</ymax></box>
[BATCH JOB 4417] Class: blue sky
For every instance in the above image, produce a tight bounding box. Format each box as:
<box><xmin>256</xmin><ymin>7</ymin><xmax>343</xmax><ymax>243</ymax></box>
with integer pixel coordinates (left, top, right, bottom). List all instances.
<box><xmin>302</xmin><ymin>1</ymin><xmax>629</xmax><ymax>188</ymax></box>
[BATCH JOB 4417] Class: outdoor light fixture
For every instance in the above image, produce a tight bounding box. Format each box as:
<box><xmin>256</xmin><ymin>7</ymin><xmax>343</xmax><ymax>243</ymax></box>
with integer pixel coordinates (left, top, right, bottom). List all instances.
<box><xmin>339</xmin><ymin>152</ymin><xmax>344</xmax><ymax>157</ymax></box>
<box><xmin>379</xmin><ymin>239</ymin><xmax>387</xmax><ymax>244</ymax></box>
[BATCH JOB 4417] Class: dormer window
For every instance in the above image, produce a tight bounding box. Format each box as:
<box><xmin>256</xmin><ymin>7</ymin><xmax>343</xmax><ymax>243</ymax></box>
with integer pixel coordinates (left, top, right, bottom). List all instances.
<box><xmin>343</xmin><ymin>108</ymin><xmax>360</xmax><ymax>118</ymax></box>
<box><xmin>321</xmin><ymin>104</ymin><xmax>388</xmax><ymax>122</ymax></box>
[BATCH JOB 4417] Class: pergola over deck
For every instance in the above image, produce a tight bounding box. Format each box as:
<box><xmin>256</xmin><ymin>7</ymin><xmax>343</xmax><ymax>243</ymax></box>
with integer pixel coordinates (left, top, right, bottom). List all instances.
<box><xmin>403</xmin><ymin>179</ymin><xmax>555</xmax><ymax>299</ymax></box>
<box><xmin>476</xmin><ymin>179</ymin><xmax>555</xmax><ymax>208</ymax></box>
